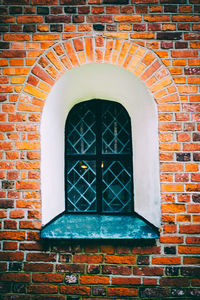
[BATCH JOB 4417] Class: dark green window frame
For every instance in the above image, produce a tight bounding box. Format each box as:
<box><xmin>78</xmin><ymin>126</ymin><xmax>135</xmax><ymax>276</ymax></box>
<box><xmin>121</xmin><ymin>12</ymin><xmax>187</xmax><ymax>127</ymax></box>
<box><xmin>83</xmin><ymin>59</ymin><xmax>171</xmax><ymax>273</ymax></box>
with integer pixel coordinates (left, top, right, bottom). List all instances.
<box><xmin>65</xmin><ymin>99</ymin><xmax>134</xmax><ymax>215</ymax></box>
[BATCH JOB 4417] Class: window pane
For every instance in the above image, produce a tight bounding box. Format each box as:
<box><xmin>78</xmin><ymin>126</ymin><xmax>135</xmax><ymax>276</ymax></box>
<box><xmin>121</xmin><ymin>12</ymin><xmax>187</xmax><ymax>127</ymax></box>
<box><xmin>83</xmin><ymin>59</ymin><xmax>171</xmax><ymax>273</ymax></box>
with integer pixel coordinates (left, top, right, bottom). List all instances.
<box><xmin>102</xmin><ymin>160</ymin><xmax>132</xmax><ymax>213</ymax></box>
<box><xmin>66</xmin><ymin>103</ymin><xmax>96</xmax><ymax>154</ymax></box>
<box><xmin>102</xmin><ymin>102</ymin><xmax>131</xmax><ymax>154</ymax></box>
<box><xmin>67</xmin><ymin>160</ymin><xmax>97</xmax><ymax>212</ymax></box>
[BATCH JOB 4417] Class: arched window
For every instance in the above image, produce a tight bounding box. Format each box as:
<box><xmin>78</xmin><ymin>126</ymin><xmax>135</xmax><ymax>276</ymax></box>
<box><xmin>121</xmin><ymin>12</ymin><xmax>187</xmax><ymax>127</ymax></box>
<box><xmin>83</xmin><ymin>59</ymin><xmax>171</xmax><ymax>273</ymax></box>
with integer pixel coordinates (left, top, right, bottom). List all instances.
<box><xmin>41</xmin><ymin>63</ymin><xmax>160</xmax><ymax>239</ymax></box>
<box><xmin>65</xmin><ymin>99</ymin><xmax>133</xmax><ymax>214</ymax></box>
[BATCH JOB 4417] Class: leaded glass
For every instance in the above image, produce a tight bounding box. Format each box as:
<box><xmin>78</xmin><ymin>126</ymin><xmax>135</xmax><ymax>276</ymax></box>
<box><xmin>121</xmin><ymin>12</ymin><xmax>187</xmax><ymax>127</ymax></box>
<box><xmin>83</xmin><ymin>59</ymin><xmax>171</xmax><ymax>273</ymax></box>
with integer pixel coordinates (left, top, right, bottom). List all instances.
<box><xmin>102</xmin><ymin>102</ymin><xmax>131</xmax><ymax>154</ymax></box>
<box><xmin>102</xmin><ymin>160</ymin><xmax>132</xmax><ymax>213</ymax></box>
<box><xmin>66</xmin><ymin>103</ymin><xmax>96</xmax><ymax>154</ymax></box>
<box><xmin>67</xmin><ymin>160</ymin><xmax>96</xmax><ymax>212</ymax></box>
<box><xmin>65</xmin><ymin>99</ymin><xmax>133</xmax><ymax>214</ymax></box>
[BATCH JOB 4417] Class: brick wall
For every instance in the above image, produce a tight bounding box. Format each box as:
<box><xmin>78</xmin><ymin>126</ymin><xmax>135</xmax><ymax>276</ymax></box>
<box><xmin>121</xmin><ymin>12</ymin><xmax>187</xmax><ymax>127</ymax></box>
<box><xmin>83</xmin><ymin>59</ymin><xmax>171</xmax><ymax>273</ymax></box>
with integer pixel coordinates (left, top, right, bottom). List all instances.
<box><xmin>0</xmin><ymin>0</ymin><xmax>200</xmax><ymax>298</ymax></box>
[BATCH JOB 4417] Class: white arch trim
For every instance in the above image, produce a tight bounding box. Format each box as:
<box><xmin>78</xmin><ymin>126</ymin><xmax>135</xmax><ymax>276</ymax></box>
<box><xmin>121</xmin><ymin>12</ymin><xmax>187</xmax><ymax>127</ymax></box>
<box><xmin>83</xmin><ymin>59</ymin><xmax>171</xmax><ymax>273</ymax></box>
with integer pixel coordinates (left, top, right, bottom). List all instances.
<box><xmin>41</xmin><ymin>63</ymin><xmax>160</xmax><ymax>227</ymax></box>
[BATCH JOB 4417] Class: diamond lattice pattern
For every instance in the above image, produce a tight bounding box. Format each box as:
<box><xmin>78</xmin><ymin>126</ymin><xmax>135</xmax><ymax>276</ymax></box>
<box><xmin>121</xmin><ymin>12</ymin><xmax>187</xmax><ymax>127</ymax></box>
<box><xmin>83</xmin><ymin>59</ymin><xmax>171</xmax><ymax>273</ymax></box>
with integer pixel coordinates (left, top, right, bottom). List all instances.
<box><xmin>67</xmin><ymin>103</ymin><xmax>96</xmax><ymax>154</ymax></box>
<box><xmin>102</xmin><ymin>102</ymin><xmax>131</xmax><ymax>154</ymax></box>
<box><xmin>102</xmin><ymin>160</ymin><xmax>132</xmax><ymax>213</ymax></box>
<box><xmin>67</xmin><ymin>160</ymin><xmax>97</xmax><ymax>212</ymax></box>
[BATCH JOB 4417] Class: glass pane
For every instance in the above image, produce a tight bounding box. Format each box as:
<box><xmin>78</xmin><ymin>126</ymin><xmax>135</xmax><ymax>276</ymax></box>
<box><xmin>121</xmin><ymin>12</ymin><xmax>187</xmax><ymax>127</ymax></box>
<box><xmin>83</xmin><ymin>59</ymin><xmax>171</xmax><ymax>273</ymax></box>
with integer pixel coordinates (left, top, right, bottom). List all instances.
<box><xmin>102</xmin><ymin>102</ymin><xmax>131</xmax><ymax>154</ymax></box>
<box><xmin>67</xmin><ymin>160</ymin><xmax>97</xmax><ymax>212</ymax></box>
<box><xmin>102</xmin><ymin>160</ymin><xmax>132</xmax><ymax>213</ymax></box>
<box><xmin>66</xmin><ymin>103</ymin><xmax>96</xmax><ymax>154</ymax></box>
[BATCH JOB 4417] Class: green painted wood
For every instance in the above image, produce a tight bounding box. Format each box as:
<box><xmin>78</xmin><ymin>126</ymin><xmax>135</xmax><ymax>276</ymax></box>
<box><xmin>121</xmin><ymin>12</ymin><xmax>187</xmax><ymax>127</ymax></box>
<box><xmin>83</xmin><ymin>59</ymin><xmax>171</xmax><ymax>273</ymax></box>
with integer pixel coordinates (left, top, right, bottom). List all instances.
<box><xmin>41</xmin><ymin>214</ymin><xmax>159</xmax><ymax>239</ymax></box>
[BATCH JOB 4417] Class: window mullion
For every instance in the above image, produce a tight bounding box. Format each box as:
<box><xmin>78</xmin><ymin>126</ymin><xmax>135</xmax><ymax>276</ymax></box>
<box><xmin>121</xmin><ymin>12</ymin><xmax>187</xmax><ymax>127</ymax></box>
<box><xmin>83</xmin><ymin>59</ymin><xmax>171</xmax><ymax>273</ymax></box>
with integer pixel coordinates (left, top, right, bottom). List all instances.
<box><xmin>96</xmin><ymin>100</ymin><xmax>103</xmax><ymax>214</ymax></box>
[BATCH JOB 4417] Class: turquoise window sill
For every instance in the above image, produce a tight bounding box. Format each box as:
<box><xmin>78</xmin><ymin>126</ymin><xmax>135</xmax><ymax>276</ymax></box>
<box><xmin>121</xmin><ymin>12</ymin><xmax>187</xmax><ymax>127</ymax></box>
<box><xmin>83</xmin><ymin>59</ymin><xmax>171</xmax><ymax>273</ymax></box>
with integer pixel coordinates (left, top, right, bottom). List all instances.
<box><xmin>41</xmin><ymin>213</ymin><xmax>159</xmax><ymax>239</ymax></box>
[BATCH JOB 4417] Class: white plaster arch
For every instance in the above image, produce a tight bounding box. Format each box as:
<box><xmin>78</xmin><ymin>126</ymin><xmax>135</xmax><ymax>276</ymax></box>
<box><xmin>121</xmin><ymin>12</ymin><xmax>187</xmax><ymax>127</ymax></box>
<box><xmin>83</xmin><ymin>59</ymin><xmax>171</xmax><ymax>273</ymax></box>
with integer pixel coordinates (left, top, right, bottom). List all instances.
<box><xmin>41</xmin><ymin>63</ymin><xmax>160</xmax><ymax>227</ymax></box>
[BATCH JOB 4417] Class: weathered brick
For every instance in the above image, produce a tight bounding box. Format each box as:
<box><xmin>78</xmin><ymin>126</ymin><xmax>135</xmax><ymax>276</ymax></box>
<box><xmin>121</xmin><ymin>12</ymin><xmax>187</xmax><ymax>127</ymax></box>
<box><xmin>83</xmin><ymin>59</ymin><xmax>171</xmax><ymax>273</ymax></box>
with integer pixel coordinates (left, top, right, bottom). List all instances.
<box><xmin>60</xmin><ymin>285</ymin><xmax>90</xmax><ymax>295</ymax></box>
<box><xmin>152</xmin><ymin>257</ymin><xmax>181</xmax><ymax>265</ymax></box>
<box><xmin>0</xmin><ymin>251</ymin><xmax>24</xmax><ymax>261</ymax></box>
<box><xmin>56</xmin><ymin>264</ymin><xmax>84</xmax><ymax>273</ymax></box>
<box><xmin>105</xmin><ymin>255</ymin><xmax>136</xmax><ymax>264</ymax></box>
<box><xmin>24</xmin><ymin>262</ymin><xmax>53</xmax><ymax>272</ymax></box>
<box><xmin>160</xmin><ymin>277</ymin><xmax>189</xmax><ymax>287</ymax></box>
<box><xmin>112</xmin><ymin>276</ymin><xmax>141</xmax><ymax>285</ymax></box>
<box><xmin>0</xmin><ymin>272</ymin><xmax>30</xmax><ymax>282</ymax></box>
<box><xmin>108</xmin><ymin>287</ymin><xmax>137</xmax><ymax>296</ymax></box>
<box><xmin>0</xmin><ymin>4</ymin><xmax>200</xmax><ymax>295</ymax></box>
<box><xmin>133</xmin><ymin>266</ymin><xmax>163</xmax><ymax>276</ymax></box>
<box><xmin>157</xmin><ymin>32</ymin><xmax>182</xmax><ymax>40</ymax></box>
<box><xmin>73</xmin><ymin>254</ymin><xmax>103</xmax><ymax>264</ymax></box>
<box><xmin>179</xmin><ymin>225</ymin><xmax>200</xmax><ymax>234</ymax></box>
<box><xmin>32</xmin><ymin>273</ymin><xmax>63</xmax><ymax>283</ymax></box>
<box><xmin>140</xmin><ymin>287</ymin><xmax>169</xmax><ymax>298</ymax></box>
<box><xmin>28</xmin><ymin>284</ymin><xmax>58</xmax><ymax>294</ymax></box>
<box><xmin>26</xmin><ymin>252</ymin><xmax>56</xmax><ymax>262</ymax></box>
<box><xmin>102</xmin><ymin>265</ymin><xmax>131</xmax><ymax>275</ymax></box>
<box><xmin>80</xmin><ymin>275</ymin><xmax>109</xmax><ymax>284</ymax></box>
<box><xmin>86</xmin><ymin>264</ymin><xmax>100</xmax><ymax>274</ymax></box>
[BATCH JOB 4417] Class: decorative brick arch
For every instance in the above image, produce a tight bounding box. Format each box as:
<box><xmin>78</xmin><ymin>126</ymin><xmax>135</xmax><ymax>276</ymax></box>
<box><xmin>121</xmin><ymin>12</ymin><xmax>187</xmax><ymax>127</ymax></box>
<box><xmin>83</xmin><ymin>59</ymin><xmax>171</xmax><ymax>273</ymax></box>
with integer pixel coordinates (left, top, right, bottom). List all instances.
<box><xmin>15</xmin><ymin>35</ymin><xmax>181</xmax><ymax>227</ymax></box>
<box><xmin>17</xmin><ymin>35</ymin><xmax>180</xmax><ymax>113</ymax></box>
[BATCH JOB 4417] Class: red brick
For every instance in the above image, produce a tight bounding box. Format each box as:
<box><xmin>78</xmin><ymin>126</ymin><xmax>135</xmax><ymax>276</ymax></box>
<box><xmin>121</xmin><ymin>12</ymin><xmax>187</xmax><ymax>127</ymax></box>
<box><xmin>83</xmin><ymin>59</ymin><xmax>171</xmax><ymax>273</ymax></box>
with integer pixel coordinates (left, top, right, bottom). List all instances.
<box><xmin>105</xmin><ymin>255</ymin><xmax>136</xmax><ymax>264</ymax></box>
<box><xmin>186</xmin><ymin>236</ymin><xmax>200</xmax><ymax>244</ymax></box>
<box><xmin>26</xmin><ymin>252</ymin><xmax>56</xmax><ymax>262</ymax></box>
<box><xmin>187</xmin><ymin>204</ymin><xmax>200</xmax><ymax>213</ymax></box>
<box><xmin>73</xmin><ymin>254</ymin><xmax>103</xmax><ymax>264</ymax></box>
<box><xmin>183</xmin><ymin>257</ymin><xmax>200</xmax><ymax>265</ymax></box>
<box><xmin>0</xmin><ymin>272</ymin><xmax>30</xmax><ymax>282</ymax></box>
<box><xmin>132</xmin><ymin>246</ymin><xmax>160</xmax><ymax>255</ymax></box>
<box><xmin>87</xmin><ymin>15</ymin><xmax>113</xmax><ymax>23</ymax></box>
<box><xmin>116</xmin><ymin>246</ymin><xmax>130</xmax><ymax>254</ymax></box>
<box><xmin>28</xmin><ymin>284</ymin><xmax>58</xmax><ymax>294</ymax></box>
<box><xmin>3</xmin><ymin>241</ymin><xmax>18</xmax><ymax>250</ymax></box>
<box><xmin>102</xmin><ymin>265</ymin><xmax>131</xmax><ymax>275</ymax></box>
<box><xmin>56</xmin><ymin>264</ymin><xmax>84</xmax><ymax>273</ymax></box>
<box><xmin>0</xmin><ymin>231</ymin><xmax>25</xmax><ymax>241</ymax></box>
<box><xmin>160</xmin><ymin>236</ymin><xmax>184</xmax><ymax>244</ymax></box>
<box><xmin>60</xmin><ymin>286</ymin><xmax>90</xmax><ymax>295</ymax></box>
<box><xmin>171</xmin><ymin>50</ymin><xmax>198</xmax><ymax>58</ymax></box>
<box><xmin>179</xmin><ymin>246</ymin><xmax>200</xmax><ymax>254</ymax></box>
<box><xmin>80</xmin><ymin>275</ymin><xmax>109</xmax><ymax>284</ymax></box>
<box><xmin>0</xmin><ymin>263</ymin><xmax>7</xmax><ymax>271</ymax></box>
<box><xmin>16</xmin><ymin>161</ymin><xmax>40</xmax><ymax>170</ymax></box>
<box><xmin>19</xmin><ymin>220</ymin><xmax>41</xmax><ymax>229</ymax></box>
<box><xmin>108</xmin><ymin>287</ymin><xmax>138</xmax><ymax>296</ymax></box>
<box><xmin>163</xmin><ymin>224</ymin><xmax>177</xmax><ymax>233</ymax></box>
<box><xmin>160</xmin><ymin>277</ymin><xmax>189</xmax><ymax>287</ymax></box>
<box><xmin>161</xmin><ymin>163</ymin><xmax>183</xmax><ymax>172</ymax></box>
<box><xmin>19</xmin><ymin>242</ymin><xmax>42</xmax><ymax>251</ymax></box>
<box><xmin>112</xmin><ymin>277</ymin><xmax>141</xmax><ymax>285</ymax></box>
<box><xmin>24</xmin><ymin>262</ymin><xmax>53</xmax><ymax>272</ymax></box>
<box><xmin>152</xmin><ymin>257</ymin><xmax>181</xmax><ymax>265</ymax></box>
<box><xmin>179</xmin><ymin>225</ymin><xmax>200</xmax><ymax>234</ymax></box>
<box><xmin>186</xmin><ymin>184</ymin><xmax>200</xmax><ymax>192</ymax></box>
<box><xmin>73</xmin><ymin>38</ymin><xmax>84</xmax><ymax>51</ymax></box>
<box><xmin>100</xmin><ymin>245</ymin><xmax>114</xmax><ymax>254</ymax></box>
<box><xmin>16</xmin><ymin>181</ymin><xmax>40</xmax><ymax>190</ymax></box>
<box><xmin>162</xmin><ymin>204</ymin><xmax>185</xmax><ymax>213</ymax></box>
<box><xmin>28</xmin><ymin>210</ymin><xmax>41</xmax><ymax>219</ymax></box>
<box><xmin>133</xmin><ymin>267</ymin><xmax>163</xmax><ymax>276</ymax></box>
<box><xmin>114</xmin><ymin>15</ymin><xmax>141</xmax><ymax>22</ymax></box>
<box><xmin>0</xmin><ymin>161</ymin><xmax>14</xmax><ymax>169</ymax></box>
<box><xmin>0</xmin><ymin>210</ymin><xmax>7</xmax><ymax>218</ymax></box>
<box><xmin>32</xmin><ymin>273</ymin><xmax>63</xmax><ymax>283</ymax></box>
<box><xmin>4</xmin><ymin>220</ymin><xmax>17</xmax><ymax>229</ymax></box>
<box><xmin>144</xmin><ymin>14</ymin><xmax>170</xmax><ymax>22</ymax></box>
<box><xmin>0</xmin><ymin>251</ymin><xmax>24</xmax><ymax>261</ymax></box>
<box><xmin>143</xmin><ymin>278</ymin><xmax>157</xmax><ymax>285</ymax></box>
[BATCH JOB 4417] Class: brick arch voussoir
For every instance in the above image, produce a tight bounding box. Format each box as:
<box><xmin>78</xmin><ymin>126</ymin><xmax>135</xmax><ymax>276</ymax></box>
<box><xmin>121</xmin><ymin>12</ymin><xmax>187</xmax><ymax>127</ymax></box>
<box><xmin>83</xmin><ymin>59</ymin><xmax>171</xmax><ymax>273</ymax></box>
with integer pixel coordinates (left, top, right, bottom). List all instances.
<box><xmin>17</xmin><ymin>36</ymin><xmax>180</xmax><ymax>114</ymax></box>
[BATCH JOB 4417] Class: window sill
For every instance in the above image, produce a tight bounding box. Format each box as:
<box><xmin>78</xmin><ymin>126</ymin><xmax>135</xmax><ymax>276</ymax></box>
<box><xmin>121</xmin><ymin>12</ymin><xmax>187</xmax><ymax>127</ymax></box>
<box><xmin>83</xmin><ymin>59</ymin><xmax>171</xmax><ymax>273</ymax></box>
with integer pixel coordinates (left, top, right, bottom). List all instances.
<box><xmin>41</xmin><ymin>213</ymin><xmax>159</xmax><ymax>239</ymax></box>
